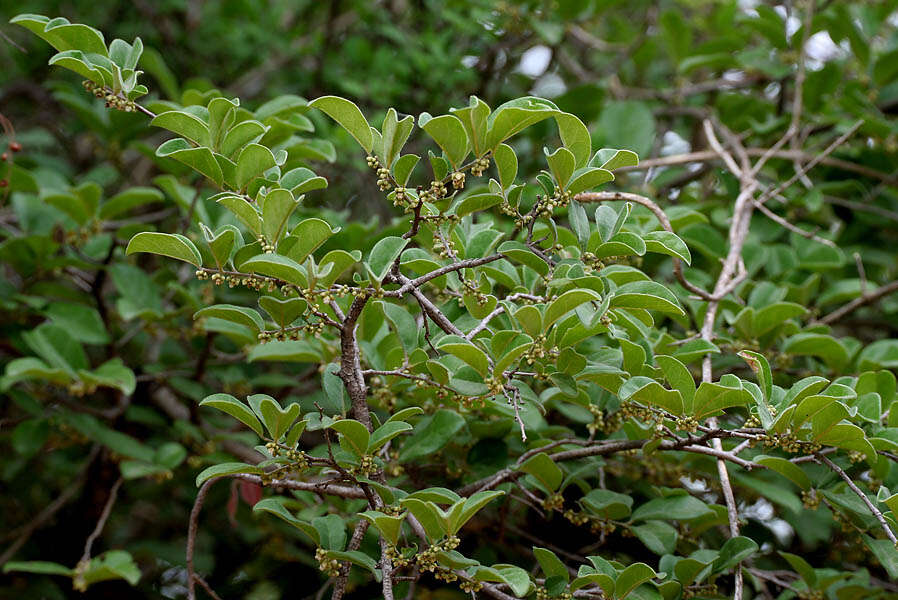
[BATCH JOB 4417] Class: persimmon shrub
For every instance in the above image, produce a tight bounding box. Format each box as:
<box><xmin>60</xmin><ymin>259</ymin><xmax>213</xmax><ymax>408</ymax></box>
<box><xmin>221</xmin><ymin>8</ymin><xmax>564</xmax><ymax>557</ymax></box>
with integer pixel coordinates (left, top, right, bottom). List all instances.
<box><xmin>5</xmin><ymin>12</ymin><xmax>898</xmax><ymax>600</ymax></box>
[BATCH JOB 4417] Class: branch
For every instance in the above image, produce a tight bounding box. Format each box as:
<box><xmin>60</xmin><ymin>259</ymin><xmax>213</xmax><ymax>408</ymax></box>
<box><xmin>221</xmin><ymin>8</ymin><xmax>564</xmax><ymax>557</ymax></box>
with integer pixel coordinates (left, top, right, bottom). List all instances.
<box><xmin>230</xmin><ymin>473</ymin><xmax>367</xmax><ymax>499</ymax></box>
<box><xmin>338</xmin><ymin>294</ymin><xmax>373</xmax><ymax>430</ymax></box>
<box><xmin>816</xmin><ymin>280</ymin><xmax>898</xmax><ymax>325</ymax></box>
<box><xmin>573</xmin><ymin>191</ymin><xmax>714</xmax><ymax>300</ymax></box>
<box><xmin>0</xmin><ymin>445</ymin><xmax>100</xmax><ymax>566</ymax></box>
<box><xmin>187</xmin><ymin>478</ymin><xmax>220</xmax><ymax>600</ymax></box>
<box><xmin>816</xmin><ymin>452</ymin><xmax>898</xmax><ymax>545</ymax></box>
<box><xmin>331</xmin><ymin>520</ymin><xmax>370</xmax><ymax>600</ymax></box>
<box><xmin>79</xmin><ymin>476</ymin><xmax>123</xmax><ymax>565</ymax></box>
<box><xmin>612</xmin><ymin>149</ymin><xmax>895</xmax><ymax>184</ymax></box>
<box><xmin>384</xmin><ymin>253</ymin><xmax>505</xmax><ymax>296</ymax></box>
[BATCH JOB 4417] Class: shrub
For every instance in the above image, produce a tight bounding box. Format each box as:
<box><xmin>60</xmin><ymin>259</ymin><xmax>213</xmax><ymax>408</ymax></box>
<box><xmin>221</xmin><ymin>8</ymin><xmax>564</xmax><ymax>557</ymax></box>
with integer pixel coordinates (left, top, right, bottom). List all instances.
<box><xmin>4</xmin><ymin>6</ymin><xmax>898</xmax><ymax>600</ymax></box>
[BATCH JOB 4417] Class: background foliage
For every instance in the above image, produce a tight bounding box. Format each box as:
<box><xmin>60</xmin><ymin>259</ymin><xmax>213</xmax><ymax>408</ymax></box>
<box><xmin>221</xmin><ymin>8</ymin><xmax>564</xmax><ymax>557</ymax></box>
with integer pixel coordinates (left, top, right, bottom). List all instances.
<box><xmin>2</xmin><ymin>1</ymin><xmax>898</xmax><ymax>599</ymax></box>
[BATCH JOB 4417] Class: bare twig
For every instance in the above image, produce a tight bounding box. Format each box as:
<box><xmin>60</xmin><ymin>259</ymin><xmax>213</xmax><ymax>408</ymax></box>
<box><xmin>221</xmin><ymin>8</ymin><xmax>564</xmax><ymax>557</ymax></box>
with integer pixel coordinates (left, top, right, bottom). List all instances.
<box><xmin>0</xmin><ymin>446</ymin><xmax>100</xmax><ymax>566</ymax></box>
<box><xmin>80</xmin><ymin>476</ymin><xmax>124</xmax><ymax>565</ymax></box>
<box><xmin>816</xmin><ymin>452</ymin><xmax>898</xmax><ymax>544</ymax></box>
<box><xmin>187</xmin><ymin>478</ymin><xmax>220</xmax><ymax>600</ymax></box>
<box><xmin>817</xmin><ymin>280</ymin><xmax>898</xmax><ymax>325</ymax></box>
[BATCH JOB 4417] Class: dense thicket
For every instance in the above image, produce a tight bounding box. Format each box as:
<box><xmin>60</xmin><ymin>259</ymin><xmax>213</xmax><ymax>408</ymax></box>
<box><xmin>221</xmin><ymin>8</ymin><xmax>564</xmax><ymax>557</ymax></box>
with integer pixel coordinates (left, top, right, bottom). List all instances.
<box><xmin>2</xmin><ymin>2</ymin><xmax>898</xmax><ymax>600</ymax></box>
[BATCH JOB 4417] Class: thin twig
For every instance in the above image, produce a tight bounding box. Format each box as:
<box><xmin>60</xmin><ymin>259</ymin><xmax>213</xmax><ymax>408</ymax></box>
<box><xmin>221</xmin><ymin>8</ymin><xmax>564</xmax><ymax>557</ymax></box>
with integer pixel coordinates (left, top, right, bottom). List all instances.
<box><xmin>187</xmin><ymin>478</ymin><xmax>220</xmax><ymax>600</ymax></box>
<box><xmin>817</xmin><ymin>280</ymin><xmax>898</xmax><ymax>325</ymax></box>
<box><xmin>80</xmin><ymin>476</ymin><xmax>124</xmax><ymax>565</ymax></box>
<box><xmin>816</xmin><ymin>452</ymin><xmax>898</xmax><ymax>544</ymax></box>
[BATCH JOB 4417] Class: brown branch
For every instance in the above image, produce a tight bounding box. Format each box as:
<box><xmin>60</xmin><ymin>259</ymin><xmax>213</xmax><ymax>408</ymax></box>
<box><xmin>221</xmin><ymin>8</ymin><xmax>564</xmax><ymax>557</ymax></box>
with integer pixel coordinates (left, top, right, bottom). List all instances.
<box><xmin>187</xmin><ymin>478</ymin><xmax>220</xmax><ymax>600</ymax></box>
<box><xmin>0</xmin><ymin>446</ymin><xmax>100</xmax><ymax>566</ymax></box>
<box><xmin>573</xmin><ymin>191</ymin><xmax>714</xmax><ymax>301</ymax></box>
<box><xmin>79</xmin><ymin>476</ymin><xmax>124</xmax><ymax>565</ymax></box>
<box><xmin>816</xmin><ymin>280</ymin><xmax>898</xmax><ymax>325</ymax></box>
<box><xmin>613</xmin><ymin>149</ymin><xmax>895</xmax><ymax>184</ymax></box>
<box><xmin>230</xmin><ymin>474</ymin><xmax>367</xmax><ymax>499</ymax></box>
<box><xmin>331</xmin><ymin>520</ymin><xmax>370</xmax><ymax>600</ymax></box>
<box><xmin>816</xmin><ymin>453</ymin><xmax>898</xmax><ymax>544</ymax></box>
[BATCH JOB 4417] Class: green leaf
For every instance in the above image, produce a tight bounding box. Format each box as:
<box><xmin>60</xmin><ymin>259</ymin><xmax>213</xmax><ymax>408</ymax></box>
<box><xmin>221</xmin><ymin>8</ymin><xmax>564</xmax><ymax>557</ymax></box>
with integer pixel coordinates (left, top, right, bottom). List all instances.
<box><xmin>643</xmin><ymin>231</ymin><xmax>691</xmax><ymax>264</ymax></box>
<box><xmin>619</xmin><ymin>376</ymin><xmax>684</xmax><ymax>415</ymax></box>
<box><xmin>493</xmin><ymin>143</ymin><xmax>517</xmax><ymax>189</ymax></box>
<box><xmin>329</xmin><ymin>418</ymin><xmax>371</xmax><ymax>457</ymax></box>
<box><xmin>712</xmin><ymin>536</ymin><xmax>758</xmax><ymax>572</ymax></box>
<box><xmin>126</xmin><ymin>232</ymin><xmax>202</xmax><ymax>266</ymax></box>
<box><xmin>309</xmin><ymin>96</ymin><xmax>373</xmax><ymax>153</ymax></box>
<box><xmin>100</xmin><ymin>186</ymin><xmax>165</xmax><ymax>220</ymax></box>
<box><xmin>533</xmin><ymin>547</ymin><xmax>569</xmax><ymax>584</ymax></box>
<box><xmin>753</xmin><ymin>455</ymin><xmax>811</xmax><ymax>489</ymax></box>
<box><xmin>360</xmin><ymin>511</ymin><xmax>406</xmax><ymax>546</ymax></box>
<box><xmin>592</xmin><ymin>148</ymin><xmax>640</xmax><ymax>171</ymax></box>
<box><xmin>46</xmin><ymin>50</ymin><xmax>107</xmax><ymax>84</ymax></box>
<box><xmin>379</xmin><ymin>301</ymin><xmax>418</xmax><ymax>355</ymax></box>
<box><xmin>220</xmin><ymin>120</ymin><xmax>268</xmax><ymax>158</ymax></box>
<box><xmin>580</xmin><ymin>489</ymin><xmax>634</xmax><ymax>520</ymax></box>
<box><xmin>555</xmin><ymin>112</ymin><xmax>591</xmax><ymax>169</ymax></box>
<box><xmin>738</xmin><ymin>350</ymin><xmax>772</xmax><ymax>403</ymax></box>
<box><xmin>156</xmin><ymin>138</ymin><xmax>223</xmax><ymax>186</ymax></box>
<box><xmin>283</xmin><ymin>218</ymin><xmax>338</xmax><ymax>264</ymax></box>
<box><xmin>22</xmin><ymin>323</ymin><xmax>87</xmax><ymax>374</ymax></box>
<box><xmin>399</xmin><ymin>409</ymin><xmax>465</xmax><ymax>462</ymax></box>
<box><xmin>253</xmin><ymin>498</ymin><xmax>319</xmax><ymax>543</ymax></box>
<box><xmin>280</xmin><ymin>167</ymin><xmax>327</xmax><ymax>195</ymax></box>
<box><xmin>599</xmin><ymin>101</ymin><xmax>656</xmax><ymax>157</ymax></box>
<box><xmin>381</xmin><ymin>108</ymin><xmax>415</xmax><ymax>168</ymax></box>
<box><xmin>44</xmin><ymin>303</ymin><xmax>109</xmax><ymax>345</ymax></box>
<box><xmin>655</xmin><ymin>355</ymin><xmax>695</xmax><ymax>413</ymax></box>
<box><xmin>199</xmin><ymin>393</ymin><xmax>265</xmax><ymax>438</ymax></box>
<box><xmin>367</xmin><ymin>236</ymin><xmax>408</xmax><ymax>282</ymax></box>
<box><xmin>250</xmin><ymin>394</ymin><xmax>301</xmax><ymax>441</ymax></box>
<box><xmin>782</xmin><ymin>333</ymin><xmax>849</xmax><ymax>371</ymax></box>
<box><xmin>693</xmin><ymin>380</ymin><xmax>751</xmax><ymax>420</ymax></box>
<box><xmin>486</xmin><ymin>97</ymin><xmax>558</xmax><ymax>149</ymax></box>
<box><xmin>12</xmin><ymin>14</ymin><xmax>108</xmax><ymax>55</ymax></box>
<box><xmin>436</xmin><ymin>335</ymin><xmax>490</xmax><ymax>376</ymax></box>
<box><xmin>518</xmin><ymin>452</ymin><xmax>563</xmax><ymax>492</ymax></box>
<box><xmin>2</xmin><ymin>560</ymin><xmax>73</xmax><ymax>577</ymax></box>
<box><xmin>259</xmin><ymin>296</ymin><xmax>307</xmax><ymax>329</ymax></box>
<box><xmin>399</xmin><ymin>498</ymin><xmax>447</xmax><ymax>541</ymax></box>
<box><xmin>195</xmin><ymin>304</ymin><xmax>264</xmax><ymax>335</ymax></box>
<box><xmin>240</xmin><ymin>254</ymin><xmax>308</xmax><ymax>288</ymax></box>
<box><xmin>545</xmin><ymin>146</ymin><xmax>576</xmax><ymax>189</ymax></box>
<box><xmin>863</xmin><ymin>536</ymin><xmax>898</xmax><ymax>579</ymax></box>
<box><xmin>77</xmin><ymin>550</ymin><xmax>141</xmax><ymax>588</ymax></box>
<box><xmin>368</xmin><ymin>421</ymin><xmax>412</xmax><ymax>453</ymax></box>
<box><xmin>631</xmin><ymin>521</ymin><xmax>678</xmax><ymax>555</ymax></box>
<box><xmin>248</xmin><ymin>340</ymin><xmax>320</xmax><ymax>363</ymax></box>
<box><xmin>151</xmin><ymin>110</ymin><xmax>211</xmax><ymax>146</ymax></box>
<box><xmin>216</xmin><ymin>193</ymin><xmax>262</xmax><ymax>236</ymax></box>
<box><xmin>499</xmin><ymin>241</ymin><xmax>549</xmax><ymax>276</ymax></box>
<box><xmin>615</xmin><ymin>563</ymin><xmax>656</xmax><ymax>599</ymax></box>
<box><xmin>12</xmin><ymin>419</ymin><xmax>49</xmax><ymax>457</ymax></box>
<box><xmin>456</xmin><ymin>192</ymin><xmax>504</xmax><ymax>217</ymax></box>
<box><xmin>450</xmin><ymin>490</ymin><xmax>504</xmax><ymax>534</ymax></box>
<box><xmin>779</xmin><ymin>552</ymin><xmax>816</xmax><ymax>587</ymax></box>
<box><xmin>195</xmin><ymin>462</ymin><xmax>263</xmax><ymax>486</ymax></box>
<box><xmin>419</xmin><ymin>113</ymin><xmax>470</xmax><ymax>168</ymax></box>
<box><xmin>391</xmin><ymin>154</ymin><xmax>419</xmax><ymax>186</ymax></box>
<box><xmin>236</xmin><ymin>143</ymin><xmax>277</xmax><ymax>190</ymax></box>
<box><xmin>544</xmin><ymin>289</ymin><xmax>602</xmax><ymax>331</ymax></box>
<box><xmin>632</xmin><ymin>495</ymin><xmax>713</xmax><ymax>521</ymax></box>
<box><xmin>566</xmin><ymin>167</ymin><xmax>614</xmax><ymax>195</ymax></box>
<box><xmin>260</xmin><ymin>188</ymin><xmax>300</xmax><ymax>244</ymax></box>
<box><xmin>610</xmin><ymin>281</ymin><xmax>684</xmax><ymax>316</ymax></box>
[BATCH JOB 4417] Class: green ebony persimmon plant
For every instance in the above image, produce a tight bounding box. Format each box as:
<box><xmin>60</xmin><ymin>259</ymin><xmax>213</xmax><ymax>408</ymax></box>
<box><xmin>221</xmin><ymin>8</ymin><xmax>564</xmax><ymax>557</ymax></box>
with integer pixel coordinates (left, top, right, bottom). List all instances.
<box><xmin>7</xmin><ymin>10</ymin><xmax>898</xmax><ymax>600</ymax></box>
